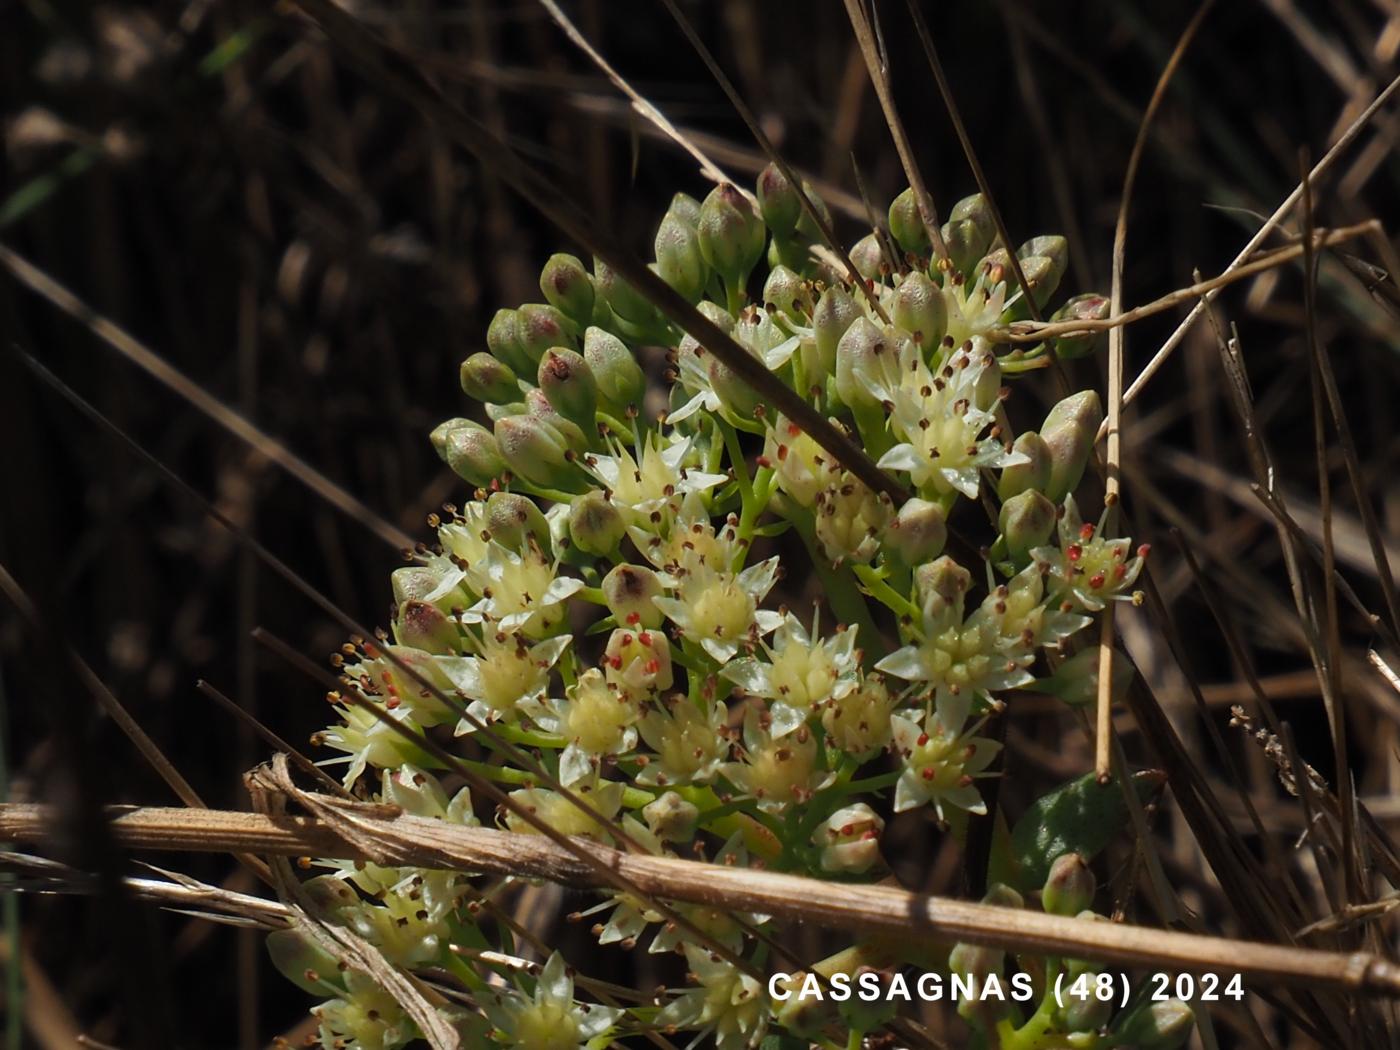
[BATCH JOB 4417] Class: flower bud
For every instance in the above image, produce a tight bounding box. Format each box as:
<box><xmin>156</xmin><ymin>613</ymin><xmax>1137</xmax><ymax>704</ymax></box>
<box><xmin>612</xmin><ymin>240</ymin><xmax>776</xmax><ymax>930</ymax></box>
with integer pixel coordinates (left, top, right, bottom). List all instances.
<box><xmin>568</xmin><ymin>490</ymin><xmax>626</xmax><ymax>556</ymax></box>
<box><xmin>642</xmin><ymin>791</ymin><xmax>699</xmax><ymax>843</ymax></box>
<box><xmin>947</xmin><ymin>941</ymin><xmax>1011</xmax><ymax>1027</ymax></box>
<box><xmin>593</xmin><ymin>258</ymin><xmax>661</xmax><ymax>328</ymax></box>
<box><xmin>888</xmin><ymin>186</ymin><xmax>930</xmax><ymax>257</ymax></box>
<box><xmin>583</xmin><ymin>326</ymin><xmax>646</xmax><ymax>412</ymax></box>
<box><xmin>602</xmin><ymin>563</ymin><xmax>664</xmax><ymax>629</ymax></box>
<box><xmin>459</xmin><ymin>352</ymin><xmax>519</xmax><ymax>404</ymax></box>
<box><xmin>1019</xmin><ymin>235</ymin><xmax>1069</xmax><ymax>294</ymax></box>
<box><xmin>811</xmin><ymin>284</ymin><xmax>860</xmax><ymax>380</ymax></box>
<box><xmin>882</xmin><ymin>497</ymin><xmax>947</xmax><ymax>566</ymax></box>
<box><xmin>942</xmin><ymin>193</ymin><xmax>996</xmax><ymax>276</ymax></box>
<box><xmin>525</xmin><ymin>388</ymin><xmax>590</xmax><ymax>453</ymax></box>
<box><xmin>1041</xmin><ymin>390</ymin><xmax>1102</xmax><ymax>503</ymax></box>
<box><xmin>707</xmin><ymin>355</ymin><xmax>763</xmax><ymax>419</ymax></box>
<box><xmin>850</xmin><ymin>232</ymin><xmax>884</xmax><ymax>281</ymax></box>
<box><xmin>915</xmin><ymin>555</ymin><xmax>972</xmax><ymax>620</ymax></box>
<box><xmin>834</xmin><ymin>316</ymin><xmax>885</xmax><ymax>410</ymax></box>
<box><xmin>892</xmin><ymin>271</ymin><xmax>947</xmax><ymax>347</ymax></box>
<box><xmin>794</xmin><ymin>182</ymin><xmax>832</xmax><ymax>244</ymax></box>
<box><xmin>996</xmin><ymin>431</ymin><xmax>1052</xmax><ymax>500</ymax></box>
<box><xmin>667</xmin><ymin>191</ymin><xmax>702</xmax><ymax>228</ymax></box>
<box><xmin>756</xmin><ymin>162</ymin><xmax>802</xmax><ymax>238</ymax></box>
<box><xmin>1113</xmin><ymin>999</ymin><xmax>1194</xmax><ymax>1049</ymax></box>
<box><xmin>654</xmin><ymin>212</ymin><xmax>709</xmax><ymax>303</ymax></box>
<box><xmin>1063</xmin><ymin>990</ymin><xmax>1114</xmax><ymax>1033</ymax></box>
<box><xmin>1049</xmin><ymin>293</ymin><xmax>1110</xmax><ymax>360</ymax></box>
<box><xmin>1042</xmin><ymin>852</ymin><xmax>1096</xmax><ymax>917</ymax></box>
<box><xmin>538</xmin><ymin>347</ymin><xmax>598</xmax><ymax>429</ymax></box>
<box><xmin>815</xmin><ymin>471</ymin><xmax>892</xmax><ymax>566</ymax></box>
<box><xmin>697</xmin><ymin>183</ymin><xmax>766</xmax><ymax>290</ymax></box>
<box><xmin>814</xmin><ymin>802</ymin><xmax>885</xmax><ymax>874</ymax></box>
<box><xmin>1000</xmin><ymin>254</ymin><xmax>1059</xmax><ymax>321</ymax></box>
<box><xmin>391</xmin><ymin>566</ymin><xmax>442</xmax><ymax>606</ymax></box>
<box><xmin>486</xmin><ymin>307</ymin><xmax>532</xmax><ymax>375</ymax></box>
<box><xmin>982</xmin><ymin>883</ymin><xmax>1025</xmax><ymax>909</ymax></box>
<box><xmin>762</xmin><ymin>264</ymin><xmax>806</xmax><ymax>316</ymax></box>
<box><xmin>430</xmin><ymin>417</ymin><xmax>469</xmax><ymax>460</ymax></box>
<box><xmin>999</xmin><ymin>489</ymin><xmax>1056</xmax><ymax>567</ymax></box>
<box><xmin>539</xmin><ymin>253</ymin><xmax>595</xmax><ymax>326</ymax></box>
<box><xmin>485</xmin><ymin>491</ymin><xmax>551</xmax><ymax>552</ymax></box>
<box><xmin>493</xmin><ymin>414</ymin><xmax>577</xmax><ymax>490</ymax></box>
<box><xmin>395</xmin><ymin>599</ymin><xmax>460</xmax><ymax>654</ymax></box>
<box><xmin>517</xmin><ymin>303</ymin><xmax>579</xmax><ymax>364</ymax></box>
<box><xmin>440</xmin><ymin>422</ymin><xmax>505</xmax><ymax>487</ymax></box>
<box><xmin>266</xmin><ymin>929</ymin><xmax>346</xmax><ymax>996</ymax></box>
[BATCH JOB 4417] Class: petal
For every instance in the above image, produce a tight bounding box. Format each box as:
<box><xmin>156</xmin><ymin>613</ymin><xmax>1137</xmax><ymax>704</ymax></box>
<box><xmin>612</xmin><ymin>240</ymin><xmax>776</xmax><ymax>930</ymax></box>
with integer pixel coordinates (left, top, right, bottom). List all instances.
<box><xmin>877</xmin><ymin>444</ymin><xmax>924</xmax><ymax>473</ymax></box>
<box><xmin>720</xmin><ymin>658</ymin><xmax>772</xmax><ymax>696</ymax></box>
<box><xmin>875</xmin><ymin>646</ymin><xmax>929</xmax><ymax>682</ymax></box>
<box><xmin>737</xmin><ymin>557</ymin><xmax>780</xmax><ymax>600</ymax></box>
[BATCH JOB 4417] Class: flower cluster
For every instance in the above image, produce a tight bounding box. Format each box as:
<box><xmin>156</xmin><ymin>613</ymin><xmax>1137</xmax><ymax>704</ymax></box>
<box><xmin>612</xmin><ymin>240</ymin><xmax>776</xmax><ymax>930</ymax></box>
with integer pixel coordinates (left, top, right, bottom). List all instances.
<box><xmin>275</xmin><ymin>166</ymin><xmax>1169</xmax><ymax>1050</ymax></box>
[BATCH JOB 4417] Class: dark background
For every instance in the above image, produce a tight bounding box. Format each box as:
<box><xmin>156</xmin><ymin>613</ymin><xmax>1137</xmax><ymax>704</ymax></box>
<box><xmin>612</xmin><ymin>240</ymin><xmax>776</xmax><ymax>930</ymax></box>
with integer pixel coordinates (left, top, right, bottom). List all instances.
<box><xmin>4</xmin><ymin>1</ymin><xmax>1400</xmax><ymax>1046</ymax></box>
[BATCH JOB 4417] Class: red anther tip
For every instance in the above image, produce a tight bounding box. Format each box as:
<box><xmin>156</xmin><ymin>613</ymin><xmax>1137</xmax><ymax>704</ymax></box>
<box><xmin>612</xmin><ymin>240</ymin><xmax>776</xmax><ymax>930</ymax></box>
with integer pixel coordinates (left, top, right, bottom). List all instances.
<box><xmin>1089</xmin><ymin>573</ymin><xmax>1105</xmax><ymax>589</ymax></box>
<box><xmin>1066</xmin><ymin>544</ymin><xmax>1083</xmax><ymax>562</ymax></box>
<box><xmin>1137</xmin><ymin>543</ymin><xmax>1152</xmax><ymax>558</ymax></box>
<box><xmin>1079</xmin><ymin>523</ymin><xmax>1095</xmax><ymax>540</ymax></box>
<box><xmin>916</xmin><ymin>732</ymin><xmax>930</xmax><ymax>747</ymax></box>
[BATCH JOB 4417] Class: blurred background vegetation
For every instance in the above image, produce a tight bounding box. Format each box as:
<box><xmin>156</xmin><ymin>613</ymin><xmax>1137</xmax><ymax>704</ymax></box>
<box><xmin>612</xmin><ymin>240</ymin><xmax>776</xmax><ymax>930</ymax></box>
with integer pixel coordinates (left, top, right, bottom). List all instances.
<box><xmin>4</xmin><ymin>1</ymin><xmax>1400</xmax><ymax>1045</ymax></box>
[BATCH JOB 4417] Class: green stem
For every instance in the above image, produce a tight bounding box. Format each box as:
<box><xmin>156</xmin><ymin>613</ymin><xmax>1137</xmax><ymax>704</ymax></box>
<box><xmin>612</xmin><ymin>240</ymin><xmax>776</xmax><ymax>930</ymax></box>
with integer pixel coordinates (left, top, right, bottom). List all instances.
<box><xmin>852</xmin><ymin>564</ymin><xmax>919</xmax><ymax>621</ymax></box>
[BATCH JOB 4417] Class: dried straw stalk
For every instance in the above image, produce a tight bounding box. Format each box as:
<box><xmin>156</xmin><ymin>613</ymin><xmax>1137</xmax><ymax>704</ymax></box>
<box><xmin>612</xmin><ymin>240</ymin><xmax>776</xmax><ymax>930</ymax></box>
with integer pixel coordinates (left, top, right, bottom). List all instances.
<box><xmin>5</xmin><ymin>801</ymin><xmax>1399</xmax><ymax>998</ymax></box>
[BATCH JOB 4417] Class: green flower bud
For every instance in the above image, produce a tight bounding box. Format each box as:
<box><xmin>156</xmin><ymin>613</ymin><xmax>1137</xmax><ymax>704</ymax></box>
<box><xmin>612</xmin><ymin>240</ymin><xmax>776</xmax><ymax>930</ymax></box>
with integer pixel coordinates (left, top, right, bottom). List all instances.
<box><xmin>762</xmin><ymin>264</ymin><xmax>807</xmax><ymax>317</ymax></box>
<box><xmin>707</xmin><ymin>353</ymin><xmax>763</xmax><ymax>419</ymax></box>
<box><xmin>667</xmin><ymin>191</ymin><xmax>702</xmax><ymax>228</ymax></box>
<box><xmin>947</xmin><ymin>941</ymin><xmax>1011</xmax><ymax>1027</ymax></box>
<box><xmin>1063</xmin><ymin>989</ymin><xmax>1114</xmax><ymax>1033</ymax></box>
<box><xmin>602</xmin><ymin>563</ymin><xmax>664</xmax><ymax>629</ymax></box>
<box><xmin>1113</xmin><ymin>999</ymin><xmax>1194</xmax><ymax>1049</ymax></box>
<box><xmin>484</xmin><ymin>400</ymin><xmax>526</xmax><ymax>423</ymax></box>
<box><xmin>981</xmin><ymin>883</ymin><xmax>1025</xmax><ymax>909</ymax></box>
<box><xmin>391</xmin><ymin>566</ymin><xmax>442</xmax><ymax>606</ymax></box>
<box><xmin>517</xmin><ymin>303</ymin><xmax>579</xmax><ymax>364</ymax></box>
<box><xmin>593</xmin><ymin>257</ymin><xmax>662</xmax><ymax>328</ymax></box>
<box><xmin>430</xmin><ymin>417</ymin><xmax>471</xmax><ymax>460</ymax></box>
<box><xmin>654</xmin><ymin>212</ymin><xmax>708</xmax><ymax>303</ymax></box>
<box><xmin>486</xmin><ymin>307</ymin><xmax>532</xmax><ymax>375</ymax></box>
<box><xmin>882</xmin><ymin>497</ymin><xmax>947</xmax><ymax>566</ymax></box>
<box><xmin>794</xmin><ymin>182</ymin><xmax>832</xmax><ymax>244</ymax></box>
<box><xmin>771</xmin><ymin>972</ymin><xmax>839</xmax><ymax>1038</ymax></box>
<box><xmin>1041</xmin><ymin>852</ymin><xmax>1096</xmax><ymax>917</ymax></box>
<box><xmin>539</xmin><ymin>253</ymin><xmax>595</xmax><ymax>327</ymax></box>
<box><xmin>1040</xmin><ymin>390</ymin><xmax>1102</xmax><ymax>503</ymax></box>
<box><xmin>756</xmin><ymin>162</ymin><xmax>801</xmax><ymax>238</ymax></box>
<box><xmin>642</xmin><ymin>790</ymin><xmax>699</xmax><ymax>843</ymax></box>
<box><xmin>567</xmin><ymin>490</ymin><xmax>626</xmax><ymax>556</ymax></box>
<box><xmin>538</xmin><ymin>348</ymin><xmax>598</xmax><ymax>429</ymax></box>
<box><xmin>459</xmin><ymin>352</ymin><xmax>519</xmax><ymax>404</ymax></box>
<box><xmin>441</xmin><ymin>423</ymin><xmax>505</xmax><ymax>487</ymax></box>
<box><xmin>999</xmin><ymin>254</ymin><xmax>1059</xmax><ymax>322</ymax></box>
<box><xmin>493</xmin><ymin>414</ymin><xmax>577</xmax><ymax>490</ymax></box>
<box><xmin>395</xmin><ymin>599</ymin><xmax>460</xmax><ymax>654</ymax></box>
<box><xmin>525</xmin><ymin>388</ymin><xmax>590</xmax><ymax>453</ymax></box>
<box><xmin>888</xmin><ymin>186</ymin><xmax>930</xmax><ymax>256</ymax></box>
<box><xmin>697</xmin><ymin>183</ymin><xmax>765</xmax><ymax>290</ymax></box>
<box><xmin>997</xmin><ymin>431</ymin><xmax>1052</xmax><ymax>501</ymax></box>
<box><xmin>892</xmin><ymin>271</ymin><xmax>947</xmax><ymax>347</ymax></box>
<box><xmin>812</xmin><ymin>284</ymin><xmax>860</xmax><ymax>380</ymax></box>
<box><xmin>834</xmin><ymin>316</ymin><xmax>885</xmax><ymax>410</ymax></box>
<box><xmin>1049</xmin><ymin>293</ymin><xmax>1110</xmax><ymax>360</ymax></box>
<box><xmin>942</xmin><ymin>193</ymin><xmax>996</xmax><ymax>277</ymax></box>
<box><xmin>485</xmin><ymin>491</ymin><xmax>551</xmax><ymax>552</ymax></box>
<box><xmin>850</xmin><ymin>232</ymin><xmax>884</xmax><ymax>282</ymax></box>
<box><xmin>583</xmin><ymin>326</ymin><xmax>645</xmax><ymax>412</ymax></box>
<box><xmin>266</xmin><ymin>929</ymin><xmax>346</xmax><ymax>996</ymax></box>
<box><xmin>998</xmin><ymin>489</ymin><xmax>1056</xmax><ymax>567</ymax></box>
<box><xmin>915</xmin><ymin>555</ymin><xmax>972</xmax><ymax>618</ymax></box>
<box><xmin>1019</xmin><ymin>234</ymin><xmax>1069</xmax><ymax>293</ymax></box>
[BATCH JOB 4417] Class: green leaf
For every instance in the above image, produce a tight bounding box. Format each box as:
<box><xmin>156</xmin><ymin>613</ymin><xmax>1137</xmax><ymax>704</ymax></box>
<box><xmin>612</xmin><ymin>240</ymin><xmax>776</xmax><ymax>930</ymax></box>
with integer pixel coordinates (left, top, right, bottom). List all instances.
<box><xmin>1005</xmin><ymin>769</ymin><xmax>1164</xmax><ymax>892</ymax></box>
